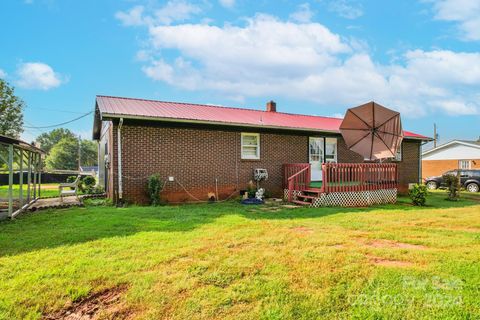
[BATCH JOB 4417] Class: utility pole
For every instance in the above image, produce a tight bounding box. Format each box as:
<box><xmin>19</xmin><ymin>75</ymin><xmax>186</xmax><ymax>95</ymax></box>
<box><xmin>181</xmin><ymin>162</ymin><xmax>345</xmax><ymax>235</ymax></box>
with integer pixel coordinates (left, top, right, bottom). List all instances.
<box><xmin>78</xmin><ymin>134</ymin><xmax>81</xmax><ymax>171</ymax></box>
<box><xmin>433</xmin><ymin>123</ymin><xmax>437</xmax><ymax>148</ymax></box>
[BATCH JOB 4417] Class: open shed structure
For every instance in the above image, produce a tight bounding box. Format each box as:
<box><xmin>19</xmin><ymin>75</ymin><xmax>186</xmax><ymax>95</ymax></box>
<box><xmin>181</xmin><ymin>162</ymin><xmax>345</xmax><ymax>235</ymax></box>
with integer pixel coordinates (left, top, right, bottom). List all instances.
<box><xmin>0</xmin><ymin>135</ymin><xmax>44</xmax><ymax>219</ymax></box>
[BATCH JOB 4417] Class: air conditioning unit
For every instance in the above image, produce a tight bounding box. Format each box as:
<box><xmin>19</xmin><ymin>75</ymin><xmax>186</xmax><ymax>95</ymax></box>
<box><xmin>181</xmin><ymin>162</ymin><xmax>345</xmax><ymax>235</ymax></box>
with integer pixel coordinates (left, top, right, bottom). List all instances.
<box><xmin>254</xmin><ymin>168</ymin><xmax>268</xmax><ymax>182</ymax></box>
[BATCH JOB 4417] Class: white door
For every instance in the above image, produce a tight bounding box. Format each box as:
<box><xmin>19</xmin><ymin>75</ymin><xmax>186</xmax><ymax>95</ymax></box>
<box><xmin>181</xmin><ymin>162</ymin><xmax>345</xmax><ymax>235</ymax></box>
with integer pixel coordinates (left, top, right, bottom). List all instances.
<box><xmin>309</xmin><ymin>137</ymin><xmax>324</xmax><ymax>181</ymax></box>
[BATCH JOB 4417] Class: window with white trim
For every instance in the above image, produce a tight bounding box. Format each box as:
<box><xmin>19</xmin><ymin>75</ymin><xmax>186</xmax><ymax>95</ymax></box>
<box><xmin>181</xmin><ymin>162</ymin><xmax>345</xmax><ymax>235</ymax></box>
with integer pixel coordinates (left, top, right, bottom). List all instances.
<box><xmin>394</xmin><ymin>144</ymin><xmax>402</xmax><ymax>161</ymax></box>
<box><xmin>459</xmin><ymin>160</ymin><xmax>471</xmax><ymax>169</ymax></box>
<box><xmin>241</xmin><ymin>133</ymin><xmax>260</xmax><ymax>159</ymax></box>
<box><xmin>325</xmin><ymin>138</ymin><xmax>337</xmax><ymax>163</ymax></box>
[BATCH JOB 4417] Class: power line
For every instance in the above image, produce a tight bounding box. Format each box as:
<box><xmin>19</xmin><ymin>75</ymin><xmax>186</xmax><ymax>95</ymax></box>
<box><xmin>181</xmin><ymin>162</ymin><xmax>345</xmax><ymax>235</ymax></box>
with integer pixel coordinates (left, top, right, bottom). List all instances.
<box><xmin>23</xmin><ymin>111</ymin><xmax>94</xmax><ymax>129</ymax></box>
<box><xmin>26</xmin><ymin>106</ymin><xmax>89</xmax><ymax>115</ymax></box>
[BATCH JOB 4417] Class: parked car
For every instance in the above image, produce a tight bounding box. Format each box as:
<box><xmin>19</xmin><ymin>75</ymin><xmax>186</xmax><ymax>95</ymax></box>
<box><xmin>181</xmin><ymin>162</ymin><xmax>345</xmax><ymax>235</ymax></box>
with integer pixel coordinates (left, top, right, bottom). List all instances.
<box><xmin>425</xmin><ymin>169</ymin><xmax>480</xmax><ymax>192</ymax></box>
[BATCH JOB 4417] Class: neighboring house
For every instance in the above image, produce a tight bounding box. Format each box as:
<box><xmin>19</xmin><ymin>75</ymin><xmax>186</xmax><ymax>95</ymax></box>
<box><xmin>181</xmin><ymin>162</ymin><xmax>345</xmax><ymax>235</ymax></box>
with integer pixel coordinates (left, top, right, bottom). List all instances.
<box><xmin>422</xmin><ymin>140</ymin><xmax>480</xmax><ymax>179</ymax></box>
<box><xmin>80</xmin><ymin>166</ymin><xmax>98</xmax><ymax>174</ymax></box>
<box><xmin>92</xmin><ymin>96</ymin><xmax>430</xmax><ymax>204</ymax></box>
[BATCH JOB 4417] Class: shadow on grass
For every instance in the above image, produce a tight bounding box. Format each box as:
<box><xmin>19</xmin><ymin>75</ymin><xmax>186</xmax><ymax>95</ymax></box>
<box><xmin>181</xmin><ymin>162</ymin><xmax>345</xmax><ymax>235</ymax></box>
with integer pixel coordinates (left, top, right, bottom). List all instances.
<box><xmin>0</xmin><ymin>192</ymin><xmax>478</xmax><ymax>256</ymax></box>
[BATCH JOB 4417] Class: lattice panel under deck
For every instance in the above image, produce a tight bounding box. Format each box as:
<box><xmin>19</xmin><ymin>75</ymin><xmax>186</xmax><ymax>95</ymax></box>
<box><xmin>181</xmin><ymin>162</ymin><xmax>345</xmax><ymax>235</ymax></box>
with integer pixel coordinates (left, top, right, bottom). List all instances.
<box><xmin>283</xmin><ymin>189</ymin><xmax>302</xmax><ymax>201</ymax></box>
<box><xmin>310</xmin><ymin>189</ymin><xmax>397</xmax><ymax>207</ymax></box>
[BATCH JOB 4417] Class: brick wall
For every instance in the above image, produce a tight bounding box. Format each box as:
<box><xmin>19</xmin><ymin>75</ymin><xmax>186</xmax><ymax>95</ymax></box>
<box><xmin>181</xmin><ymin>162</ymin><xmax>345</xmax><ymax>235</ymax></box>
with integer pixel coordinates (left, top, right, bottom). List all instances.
<box><xmin>422</xmin><ymin>159</ymin><xmax>480</xmax><ymax>179</ymax></box>
<box><xmin>396</xmin><ymin>141</ymin><xmax>421</xmax><ymax>192</ymax></box>
<box><xmin>117</xmin><ymin>125</ymin><xmax>308</xmax><ymax>203</ymax></box>
<box><xmin>107</xmin><ymin>122</ymin><xmax>421</xmax><ymax>204</ymax></box>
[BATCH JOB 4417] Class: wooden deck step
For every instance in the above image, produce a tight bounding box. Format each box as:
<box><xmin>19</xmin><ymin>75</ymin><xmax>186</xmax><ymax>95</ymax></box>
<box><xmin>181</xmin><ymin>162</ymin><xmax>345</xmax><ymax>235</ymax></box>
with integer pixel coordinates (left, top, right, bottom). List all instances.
<box><xmin>303</xmin><ymin>188</ymin><xmax>323</xmax><ymax>194</ymax></box>
<box><xmin>292</xmin><ymin>200</ymin><xmax>311</xmax><ymax>206</ymax></box>
<box><xmin>297</xmin><ymin>194</ymin><xmax>316</xmax><ymax>200</ymax></box>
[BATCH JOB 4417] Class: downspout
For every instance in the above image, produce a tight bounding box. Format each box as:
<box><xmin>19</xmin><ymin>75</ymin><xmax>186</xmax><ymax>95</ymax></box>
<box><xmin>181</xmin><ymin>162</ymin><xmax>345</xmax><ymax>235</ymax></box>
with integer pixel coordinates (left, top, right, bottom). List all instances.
<box><xmin>419</xmin><ymin>140</ymin><xmax>430</xmax><ymax>183</ymax></box>
<box><xmin>117</xmin><ymin>118</ymin><xmax>124</xmax><ymax>201</ymax></box>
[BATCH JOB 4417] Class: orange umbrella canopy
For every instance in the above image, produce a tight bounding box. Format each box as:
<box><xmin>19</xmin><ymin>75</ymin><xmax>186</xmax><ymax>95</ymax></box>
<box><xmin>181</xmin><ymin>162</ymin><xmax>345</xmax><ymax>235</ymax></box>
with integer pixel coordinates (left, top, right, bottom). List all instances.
<box><xmin>340</xmin><ymin>102</ymin><xmax>403</xmax><ymax>161</ymax></box>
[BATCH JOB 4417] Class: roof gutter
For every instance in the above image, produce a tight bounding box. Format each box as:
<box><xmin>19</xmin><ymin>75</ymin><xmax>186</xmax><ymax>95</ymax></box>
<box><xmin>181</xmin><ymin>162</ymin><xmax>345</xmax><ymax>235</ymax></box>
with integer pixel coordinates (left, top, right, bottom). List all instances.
<box><xmin>100</xmin><ymin>113</ymin><xmax>430</xmax><ymax>140</ymax></box>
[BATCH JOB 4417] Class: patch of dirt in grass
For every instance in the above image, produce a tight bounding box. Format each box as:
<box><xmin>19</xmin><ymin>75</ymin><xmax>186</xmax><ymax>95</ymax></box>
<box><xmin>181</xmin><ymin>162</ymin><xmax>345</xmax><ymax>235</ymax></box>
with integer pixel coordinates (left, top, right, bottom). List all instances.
<box><xmin>44</xmin><ymin>285</ymin><xmax>133</xmax><ymax>320</ymax></box>
<box><xmin>367</xmin><ymin>255</ymin><xmax>413</xmax><ymax>268</ymax></box>
<box><xmin>291</xmin><ymin>226</ymin><xmax>314</xmax><ymax>234</ymax></box>
<box><xmin>365</xmin><ymin>239</ymin><xmax>427</xmax><ymax>250</ymax></box>
<box><xmin>282</xmin><ymin>204</ymin><xmax>301</xmax><ymax>209</ymax></box>
<box><xmin>327</xmin><ymin>243</ymin><xmax>345</xmax><ymax>249</ymax></box>
<box><xmin>443</xmin><ymin>226</ymin><xmax>480</xmax><ymax>233</ymax></box>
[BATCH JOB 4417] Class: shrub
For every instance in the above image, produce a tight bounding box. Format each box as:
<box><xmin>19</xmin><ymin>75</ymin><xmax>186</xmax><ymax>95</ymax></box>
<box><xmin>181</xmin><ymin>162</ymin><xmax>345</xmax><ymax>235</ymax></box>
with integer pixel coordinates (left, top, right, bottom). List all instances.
<box><xmin>147</xmin><ymin>174</ymin><xmax>163</xmax><ymax>206</ymax></box>
<box><xmin>409</xmin><ymin>184</ymin><xmax>428</xmax><ymax>206</ymax></box>
<box><xmin>443</xmin><ymin>173</ymin><xmax>461</xmax><ymax>201</ymax></box>
<box><xmin>92</xmin><ymin>185</ymin><xmax>104</xmax><ymax>194</ymax></box>
<box><xmin>66</xmin><ymin>175</ymin><xmax>80</xmax><ymax>190</ymax></box>
<box><xmin>82</xmin><ymin>176</ymin><xmax>96</xmax><ymax>193</ymax></box>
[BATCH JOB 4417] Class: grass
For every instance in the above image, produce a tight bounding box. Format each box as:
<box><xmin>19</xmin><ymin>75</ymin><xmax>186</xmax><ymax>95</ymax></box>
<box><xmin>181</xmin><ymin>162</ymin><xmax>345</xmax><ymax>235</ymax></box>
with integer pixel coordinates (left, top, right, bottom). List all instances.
<box><xmin>0</xmin><ymin>191</ymin><xmax>479</xmax><ymax>319</ymax></box>
<box><xmin>0</xmin><ymin>183</ymin><xmax>62</xmax><ymax>199</ymax></box>
<box><xmin>0</xmin><ymin>183</ymin><xmax>86</xmax><ymax>200</ymax></box>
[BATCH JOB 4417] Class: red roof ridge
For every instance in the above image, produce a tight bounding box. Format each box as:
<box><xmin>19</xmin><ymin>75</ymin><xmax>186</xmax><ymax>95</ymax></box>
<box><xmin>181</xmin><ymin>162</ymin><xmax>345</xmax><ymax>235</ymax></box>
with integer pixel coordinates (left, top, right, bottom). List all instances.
<box><xmin>96</xmin><ymin>95</ymin><xmax>343</xmax><ymax>121</ymax></box>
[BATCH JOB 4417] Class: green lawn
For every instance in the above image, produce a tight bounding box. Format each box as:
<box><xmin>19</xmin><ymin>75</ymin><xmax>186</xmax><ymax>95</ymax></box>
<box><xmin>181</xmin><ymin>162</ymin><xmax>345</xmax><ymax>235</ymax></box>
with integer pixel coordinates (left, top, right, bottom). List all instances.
<box><xmin>0</xmin><ymin>183</ymin><xmax>62</xmax><ymax>199</ymax></box>
<box><xmin>0</xmin><ymin>192</ymin><xmax>479</xmax><ymax>319</ymax></box>
<box><xmin>0</xmin><ymin>183</ymin><xmax>86</xmax><ymax>200</ymax></box>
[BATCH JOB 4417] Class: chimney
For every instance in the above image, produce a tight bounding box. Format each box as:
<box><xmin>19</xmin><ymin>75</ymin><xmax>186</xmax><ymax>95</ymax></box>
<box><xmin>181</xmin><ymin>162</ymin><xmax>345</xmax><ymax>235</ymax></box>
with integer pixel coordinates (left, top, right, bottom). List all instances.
<box><xmin>266</xmin><ymin>100</ymin><xmax>276</xmax><ymax>112</ymax></box>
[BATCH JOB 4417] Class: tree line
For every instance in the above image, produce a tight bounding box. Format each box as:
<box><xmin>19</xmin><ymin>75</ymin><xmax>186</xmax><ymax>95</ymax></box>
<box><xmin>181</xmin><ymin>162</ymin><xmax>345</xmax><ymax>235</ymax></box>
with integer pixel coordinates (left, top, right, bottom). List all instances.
<box><xmin>0</xmin><ymin>78</ymin><xmax>97</xmax><ymax>170</ymax></box>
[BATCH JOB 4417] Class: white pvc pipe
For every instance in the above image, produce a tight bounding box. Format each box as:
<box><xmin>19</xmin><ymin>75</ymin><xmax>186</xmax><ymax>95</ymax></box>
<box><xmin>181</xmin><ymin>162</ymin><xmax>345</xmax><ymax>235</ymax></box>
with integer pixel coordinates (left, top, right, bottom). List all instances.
<box><xmin>117</xmin><ymin>118</ymin><xmax>124</xmax><ymax>200</ymax></box>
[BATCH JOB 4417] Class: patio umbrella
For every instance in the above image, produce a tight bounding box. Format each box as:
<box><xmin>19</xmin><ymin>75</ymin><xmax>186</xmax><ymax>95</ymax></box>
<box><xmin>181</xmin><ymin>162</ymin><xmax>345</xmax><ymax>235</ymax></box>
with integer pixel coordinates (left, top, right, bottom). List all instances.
<box><xmin>339</xmin><ymin>101</ymin><xmax>403</xmax><ymax>161</ymax></box>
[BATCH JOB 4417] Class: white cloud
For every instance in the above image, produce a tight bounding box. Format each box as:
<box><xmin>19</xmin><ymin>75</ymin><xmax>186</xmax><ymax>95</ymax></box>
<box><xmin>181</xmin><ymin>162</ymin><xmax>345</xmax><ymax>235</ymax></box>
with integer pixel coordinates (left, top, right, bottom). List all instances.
<box><xmin>328</xmin><ymin>0</ymin><xmax>363</xmax><ymax>19</ymax></box>
<box><xmin>290</xmin><ymin>3</ymin><xmax>314</xmax><ymax>23</ymax></box>
<box><xmin>0</xmin><ymin>69</ymin><xmax>6</xmax><ymax>78</ymax></box>
<box><xmin>115</xmin><ymin>0</ymin><xmax>201</xmax><ymax>26</ymax></box>
<box><xmin>16</xmin><ymin>62</ymin><xmax>65</xmax><ymax>90</ymax></box>
<box><xmin>115</xmin><ymin>5</ymin><xmax>145</xmax><ymax>26</ymax></box>
<box><xmin>118</xmin><ymin>9</ymin><xmax>480</xmax><ymax>117</ymax></box>
<box><xmin>219</xmin><ymin>0</ymin><xmax>235</xmax><ymax>9</ymax></box>
<box><xmin>431</xmin><ymin>0</ymin><xmax>480</xmax><ymax>41</ymax></box>
<box><xmin>142</xmin><ymin>59</ymin><xmax>174</xmax><ymax>82</ymax></box>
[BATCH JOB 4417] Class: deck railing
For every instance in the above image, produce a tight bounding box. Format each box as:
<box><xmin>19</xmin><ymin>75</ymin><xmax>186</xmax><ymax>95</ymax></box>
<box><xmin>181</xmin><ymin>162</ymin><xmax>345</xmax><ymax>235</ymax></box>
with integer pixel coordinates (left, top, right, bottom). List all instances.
<box><xmin>283</xmin><ymin>163</ymin><xmax>311</xmax><ymax>202</ymax></box>
<box><xmin>284</xmin><ymin>162</ymin><xmax>398</xmax><ymax>200</ymax></box>
<box><xmin>322</xmin><ymin>163</ymin><xmax>398</xmax><ymax>193</ymax></box>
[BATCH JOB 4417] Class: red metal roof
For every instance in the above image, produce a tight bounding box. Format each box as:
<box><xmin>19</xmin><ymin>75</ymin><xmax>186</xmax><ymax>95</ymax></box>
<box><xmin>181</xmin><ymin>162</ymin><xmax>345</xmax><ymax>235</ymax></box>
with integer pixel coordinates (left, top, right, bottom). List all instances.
<box><xmin>95</xmin><ymin>95</ymin><xmax>429</xmax><ymax>139</ymax></box>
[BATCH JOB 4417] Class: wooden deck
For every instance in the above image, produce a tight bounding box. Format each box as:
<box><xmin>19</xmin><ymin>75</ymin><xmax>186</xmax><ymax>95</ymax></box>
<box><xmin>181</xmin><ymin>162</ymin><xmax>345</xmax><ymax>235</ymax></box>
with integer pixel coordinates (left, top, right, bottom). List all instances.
<box><xmin>284</xmin><ymin>163</ymin><xmax>399</xmax><ymax>206</ymax></box>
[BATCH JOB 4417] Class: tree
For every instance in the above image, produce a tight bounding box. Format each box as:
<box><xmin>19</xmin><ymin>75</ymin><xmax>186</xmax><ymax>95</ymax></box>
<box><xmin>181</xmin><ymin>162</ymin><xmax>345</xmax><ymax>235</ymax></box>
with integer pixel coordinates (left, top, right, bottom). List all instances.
<box><xmin>46</xmin><ymin>137</ymin><xmax>79</xmax><ymax>170</ymax></box>
<box><xmin>0</xmin><ymin>79</ymin><xmax>24</xmax><ymax>138</ymax></box>
<box><xmin>80</xmin><ymin>139</ymin><xmax>97</xmax><ymax>167</ymax></box>
<box><xmin>35</xmin><ymin>128</ymin><xmax>76</xmax><ymax>154</ymax></box>
<box><xmin>44</xmin><ymin>136</ymin><xmax>98</xmax><ymax>170</ymax></box>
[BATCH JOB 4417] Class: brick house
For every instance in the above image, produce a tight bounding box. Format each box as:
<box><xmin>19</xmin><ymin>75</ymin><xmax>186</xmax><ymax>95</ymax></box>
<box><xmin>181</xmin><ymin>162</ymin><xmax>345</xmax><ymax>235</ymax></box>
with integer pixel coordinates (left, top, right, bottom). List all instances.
<box><xmin>422</xmin><ymin>140</ymin><xmax>480</xmax><ymax>179</ymax></box>
<box><xmin>92</xmin><ymin>96</ymin><xmax>429</xmax><ymax>204</ymax></box>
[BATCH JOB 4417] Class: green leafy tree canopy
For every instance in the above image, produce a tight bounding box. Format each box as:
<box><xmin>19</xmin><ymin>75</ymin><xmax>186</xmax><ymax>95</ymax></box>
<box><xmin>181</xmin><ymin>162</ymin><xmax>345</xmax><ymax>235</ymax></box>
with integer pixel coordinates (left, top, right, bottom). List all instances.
<box><xmin>80</xmin><ymin>139</ymin><xmax>97</xmax><ymax>167</ymax></box>
<box><xmin>45</xmin><ymin>137</ymin><xmax>79</xmax><ymax>170</ymax></box>
<box><xmin>0</xmin><ymin>79</ymin><xmax>24</xmax><ymax>138</ymax></box>
<box><xmin>35</xmin><ymin>128</ymin><xmax>76</xmax><ymax>154</ymax></box>
<box><xmin>44</xmin><ymin>135</ymin><xmax>98</xmax><ymax>170</ymax></box>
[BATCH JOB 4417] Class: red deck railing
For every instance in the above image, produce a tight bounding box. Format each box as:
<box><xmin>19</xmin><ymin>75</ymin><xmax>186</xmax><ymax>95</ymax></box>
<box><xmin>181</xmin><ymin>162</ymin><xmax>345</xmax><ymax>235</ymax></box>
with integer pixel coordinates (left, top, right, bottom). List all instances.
<box><xmin>283</xmin><ymin>163</ymin><xmax>311</xmax><ymax>202</ymax></box>
<box><xmin>323</xmin><ymin>163</ymin><xmax>398</xmax><ymax>193</ymax></box>
<box><xmin>284</xmin><ymin>163</ymin><xmax>398</xmax><ymax>198</ymax></box>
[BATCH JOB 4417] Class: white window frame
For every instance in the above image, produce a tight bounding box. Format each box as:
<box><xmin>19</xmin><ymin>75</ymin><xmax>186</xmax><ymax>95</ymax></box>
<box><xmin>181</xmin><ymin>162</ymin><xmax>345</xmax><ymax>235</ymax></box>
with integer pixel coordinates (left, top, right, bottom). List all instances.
<box><xmin>241</xmin><ymin>133</ymin><xmax>260</xmax><ymax>160</ymax></box>
<box><xmin>325</xmin><ymin>138</ymin><xmax>337</xmax><ymax>163</ymax></box>
<box><xmin>459</xmin><ymin>160</ymin><xmax>471</xmax><ymax>169</ymax></box>
<box><xmin>393</xmin><ymin>144</ymin><xmax>402</xmax><ymax>162</ymax></box>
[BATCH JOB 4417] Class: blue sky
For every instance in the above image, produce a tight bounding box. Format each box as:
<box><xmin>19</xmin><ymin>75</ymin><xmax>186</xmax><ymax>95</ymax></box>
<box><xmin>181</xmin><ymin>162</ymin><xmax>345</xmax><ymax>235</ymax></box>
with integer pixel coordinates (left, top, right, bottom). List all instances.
<box><xmin>1</xmin><ymin>0</ymin><xmax>479</xmax><ymax>147</ymax></box>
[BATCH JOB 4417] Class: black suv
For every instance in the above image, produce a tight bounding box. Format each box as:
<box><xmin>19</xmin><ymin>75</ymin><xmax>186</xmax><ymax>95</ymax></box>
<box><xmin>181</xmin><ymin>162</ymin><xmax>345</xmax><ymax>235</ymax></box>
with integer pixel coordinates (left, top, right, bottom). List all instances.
<box><xmin>425</xmin><ymin>169</ymin><xmax>480</xmax><ymax>192</ymax></box>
